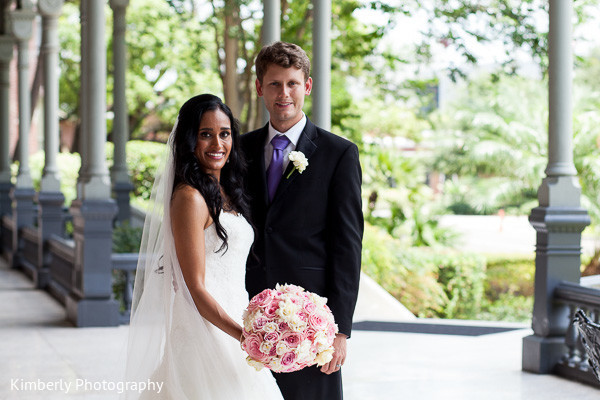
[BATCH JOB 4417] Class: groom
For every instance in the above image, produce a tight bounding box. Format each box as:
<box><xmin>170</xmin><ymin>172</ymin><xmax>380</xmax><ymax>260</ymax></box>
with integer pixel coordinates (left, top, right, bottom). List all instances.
<box><xmin>241</xmin><ymin>41</ymin><xmax>363</xmax><ymax>400</ymax></box>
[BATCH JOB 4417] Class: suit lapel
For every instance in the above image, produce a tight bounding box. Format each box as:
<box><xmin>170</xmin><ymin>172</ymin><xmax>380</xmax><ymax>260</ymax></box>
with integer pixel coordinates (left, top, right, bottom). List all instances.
<box><xmin>272</xmin><ymin>119</ymin><xmax>318</xmax><ymax>203</ymax></box>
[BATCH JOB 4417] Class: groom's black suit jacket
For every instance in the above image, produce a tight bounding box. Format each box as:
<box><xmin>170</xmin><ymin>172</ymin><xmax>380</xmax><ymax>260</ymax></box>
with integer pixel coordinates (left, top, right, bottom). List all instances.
<box><xmin>241</xmin><ymin>118</ymin><xmax>363</xmax><ymax>337</ymax></box>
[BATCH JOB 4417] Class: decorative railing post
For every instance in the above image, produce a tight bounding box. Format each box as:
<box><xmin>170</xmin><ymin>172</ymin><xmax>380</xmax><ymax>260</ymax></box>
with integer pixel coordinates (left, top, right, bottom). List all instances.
<box><xmin>9</xmin><ymin>5</ymin><xmax>37</xmax><ymax>268</ymax></box>
<box><xmin>522</xmin><ymin>0</ymin><xmax>591</xmax><ymax>374</ymax></box>
<box><xmin>553</xmin><ymin>283</ymin><xmax>600</xmax><ymax>386</ymax></box>
<box><xmin>109</xmin><ymin>0</ymin><xmax>133</xmax><ymax>223</ymax></box>
<box><xmin>67</xmin><ymin>0</ymin><xmax>119</xmax><ymax>327</ymax></box>
<box><xmin>36</xmin><ymin>0</ymin><xmax>65</xmax><ymax>288</ymax></box>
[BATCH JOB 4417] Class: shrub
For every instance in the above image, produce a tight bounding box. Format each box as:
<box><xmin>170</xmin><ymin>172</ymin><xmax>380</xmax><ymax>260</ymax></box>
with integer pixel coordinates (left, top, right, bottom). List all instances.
<box><xmin>105</xmin><ymin>140</ymin><xmax>166</xmax><ymax>209</ymax></box>
<box><xmin>484</xmin><ymin>254</ymin><xmax>535</xmax><ymax>300</ymax></box>
<box><xmin>362</xmin><ymin>223</ymin><xmax>448</xmax><ymax>317</ymax></box>
<box><xmin>25</xmin><ymin>151</ymin><xmax>81</xmax><ymax>206</ymax></box>
<box><xmin>433</xmin><ymin>250</ymin><xmax>487</xmax><ymax>319</ymax></box>
<box><xmin>478</xmin><ymin>294</ymin><xmax>533</xmax><ymax>322</ymax></box>
<box><xmin>112</xmin><ymin>222</ymin><xmax>143</xmax><ymax>314</ymax></box>
<box><xmin>112</xmin><ymin>222</ymin><xmax>143</xmax><ymax>253</ymax></box>
<box><xmin>362</xmin><ymin>223</ymin><xmax>487</xmax><ymax>319</ymax></box>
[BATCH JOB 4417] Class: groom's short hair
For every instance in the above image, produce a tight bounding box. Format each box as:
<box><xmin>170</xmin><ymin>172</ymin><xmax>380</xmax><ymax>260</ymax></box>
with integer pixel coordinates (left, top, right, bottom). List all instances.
<box><xmin>255</xmin><ymin>41</ymin><xmax>311</xmax><ymax>83</ymax></box>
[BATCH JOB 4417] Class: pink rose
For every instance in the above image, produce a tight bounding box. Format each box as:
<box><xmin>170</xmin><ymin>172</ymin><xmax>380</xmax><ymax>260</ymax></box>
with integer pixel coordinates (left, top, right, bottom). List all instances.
<box><xmin>327</xmin><ymin>323</ymin><xmax>337</xmax><ymax>338</ymax></box>
<box><xmin>253</xmin><ymin>317</ymin><xmax>268</xmax><ymax>331</ymax></box>
<box><xmin>249</xmin><ymin>289</ymin><xmax>275</xmax><ymax>309</ymax></box>
<box><xmin>263</xmin><ymin>302</ymin><xmax>279</xmax><ymax>318</ymax></box>
<box><xmin>309</xmin><ymin>313</ymin><xmax>327</xmax><ymax>331</ymax></box>
<box><xmin>281</xmin><ymin>351</ymin><xmax>297</xmax><ymax>366</ymax></box>
<box><xmin>305</xmin><ymin>328</ymin><xmax>316</xmax><ymax>341</ymax></box>
<box><xmin>278</xmin><ymin>322</ymin><xmax>289</xmax><ymax>332</ymax></box>
<box><xmin>303</xmin><ymin>301</ymin><xmax>317</xmax><ymax>314</ymax></box>
<box><xmin>243</xmin><ymin>333</ymin><xmax>268</xmax><ymax>363</ymax></box>
<box><xmin>264</xmin><ymin>331</ymin><xmax>280</xmax><ymax>342</ymax></box>
<box><xmin>281</xmin><ymin>332</ymin><xmax>302</xmax><ymax>348</ymax></box>
<box><xmin>281</xmin><ymin>284</ymin><xmax>303</xmax><ymax>295</ymax></box>
<box><xmin>297</xmin><ymin>311</ymin><xmax>309</xmax><ymax>322</ymax></box>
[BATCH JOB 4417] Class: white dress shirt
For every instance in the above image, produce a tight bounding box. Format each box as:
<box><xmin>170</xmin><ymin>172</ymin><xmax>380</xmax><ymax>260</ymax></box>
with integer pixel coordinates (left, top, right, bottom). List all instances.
<box><xmin>264</xmin><ymin>113</ymin><xmax>307</xmax><ymax>174</ymax></box>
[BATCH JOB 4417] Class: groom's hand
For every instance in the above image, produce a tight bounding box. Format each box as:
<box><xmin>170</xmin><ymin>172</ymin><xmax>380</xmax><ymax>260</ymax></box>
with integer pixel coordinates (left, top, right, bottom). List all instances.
<box><xmin>321</xmin><ymin>333</ymin><xmax>347</xmax><ymax>375</ymax></box>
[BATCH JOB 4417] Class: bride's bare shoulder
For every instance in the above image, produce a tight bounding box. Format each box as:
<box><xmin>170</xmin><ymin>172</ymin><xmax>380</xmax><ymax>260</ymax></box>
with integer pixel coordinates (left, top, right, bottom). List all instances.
<box><xmin>171</xmin><ymin>184</ymin><xmax>210</xmax><ymax>221</ymax></box>
<box><xmin>172</xmin><ymin>184</ymin><xmax>206</xmax><ymax>206</ymax></box>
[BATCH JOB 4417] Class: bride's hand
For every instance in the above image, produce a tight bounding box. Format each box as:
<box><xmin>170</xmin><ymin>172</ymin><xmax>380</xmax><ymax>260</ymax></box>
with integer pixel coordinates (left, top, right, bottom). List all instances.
<box><xmin>239</xmin><ymin>330</ymin><xmax>245</xmax><ymax>349</ymax></box>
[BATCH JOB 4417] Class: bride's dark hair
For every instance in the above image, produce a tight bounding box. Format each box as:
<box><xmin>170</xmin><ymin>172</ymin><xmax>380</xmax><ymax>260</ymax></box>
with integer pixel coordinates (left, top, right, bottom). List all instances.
<box><xmin>171</xmin><ymin>94</ymin><xmax>250</xmax><ymax>253</ymax></box>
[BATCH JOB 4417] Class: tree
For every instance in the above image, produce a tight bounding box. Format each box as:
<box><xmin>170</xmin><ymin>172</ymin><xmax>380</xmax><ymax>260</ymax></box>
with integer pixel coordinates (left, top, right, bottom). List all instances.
<box><xmin>59</xmin><ymin>0</ymin><xmax>219</xmax><ymax>142</ymax></box>
<box><xmin>412</xmin><ymin>0</ymin><xmax>600</xmax><ymax>80</ymax></box>
<box><xmin>165</xmin><ymin>0</ymin><xmax>406</xmax><ymax>133</ymax></box>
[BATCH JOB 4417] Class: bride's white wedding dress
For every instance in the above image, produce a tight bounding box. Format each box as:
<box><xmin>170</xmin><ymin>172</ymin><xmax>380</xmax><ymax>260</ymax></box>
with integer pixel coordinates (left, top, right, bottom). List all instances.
<box><xmin>124</xmin><ymin>124</ymin><xmax>282</xmax><ymax>399</ymax></box>
<box><xmin>125</xmin><ymin>212</ymin><xmax>283</xmax><ymax>400</ymax></box>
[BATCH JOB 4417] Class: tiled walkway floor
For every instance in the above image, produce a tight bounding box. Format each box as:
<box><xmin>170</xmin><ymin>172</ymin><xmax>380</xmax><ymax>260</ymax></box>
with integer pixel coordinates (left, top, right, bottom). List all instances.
<box><xmin>2</xmin><ymin>258</ymin><xmax>599</xmax><ymax>399</ymax></box>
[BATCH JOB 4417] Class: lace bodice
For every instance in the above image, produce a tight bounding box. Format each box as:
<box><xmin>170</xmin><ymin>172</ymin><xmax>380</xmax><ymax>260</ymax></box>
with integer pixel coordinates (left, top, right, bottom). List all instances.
<box><xmin>204</xmin><ymin>212</ymin><xmax>254</xmax><ymax>321</ymax></box>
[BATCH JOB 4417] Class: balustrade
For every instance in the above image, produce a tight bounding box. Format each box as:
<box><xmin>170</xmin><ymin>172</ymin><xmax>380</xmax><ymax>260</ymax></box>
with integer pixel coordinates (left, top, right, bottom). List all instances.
<box><xmin>554</xmin><ymin>281</ymin><xmax>600</xmax><ymax>387</ymax></box>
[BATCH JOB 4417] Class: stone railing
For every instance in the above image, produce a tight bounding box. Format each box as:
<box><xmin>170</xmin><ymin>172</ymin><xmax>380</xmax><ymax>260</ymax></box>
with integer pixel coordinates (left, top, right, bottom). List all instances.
<box><xmin>1</xmin><ymin>214</ymin><xmax>14</xmax><ymax>263</ymax></box>
<box><xmin>20</xmin><ymin>226</ymin><xmax>40</xmax><ymax>281</ymax></box>
<box><xmin>2</xmin><ymin>202</ymin><xmax>140</xmax><ymax>326</ymax></box>
<box><xmin>111</xmin><ymin>252</ymin><xmax>138</xmax><ymax>324</ymax></box>
<box><xmin>47</xmin><ymin>234</ymin><xmax>76</xmax><ymax>305</ymax></box>
<box><xmin>554</xmin><ymin>280</ymin><xmax>600</xmax><ymax>388</ymax></box>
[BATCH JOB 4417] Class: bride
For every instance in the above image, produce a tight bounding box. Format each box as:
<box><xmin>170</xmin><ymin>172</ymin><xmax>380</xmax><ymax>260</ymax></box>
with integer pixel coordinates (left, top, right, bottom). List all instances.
<box><xmin>123</xmin><ymin>94</ymin><xmax>283</xmax><ymax>399</ymax></box>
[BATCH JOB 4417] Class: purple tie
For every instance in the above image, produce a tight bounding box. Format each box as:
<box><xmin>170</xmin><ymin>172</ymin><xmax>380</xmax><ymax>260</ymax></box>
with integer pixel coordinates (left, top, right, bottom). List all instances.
<box><xmin>266</xmin><ymin>135</ymin><xmax>290</xmax><ymax>202</ymax></box>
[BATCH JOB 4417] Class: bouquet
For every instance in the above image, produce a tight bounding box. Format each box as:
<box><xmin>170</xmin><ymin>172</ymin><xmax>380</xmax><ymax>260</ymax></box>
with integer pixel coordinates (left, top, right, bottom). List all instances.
<box><xmin>241</xmin><ymin>284</ymin><xmax>338</xmax><ymax>373</ymax></box>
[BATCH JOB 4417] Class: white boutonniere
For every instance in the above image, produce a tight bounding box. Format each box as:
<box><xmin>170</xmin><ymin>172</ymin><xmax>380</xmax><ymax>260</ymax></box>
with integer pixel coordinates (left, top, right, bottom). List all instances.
<box><xmin>286</xmin><ymin>151</ymin><xmax>308</xmax><ymax>178</ymax></box>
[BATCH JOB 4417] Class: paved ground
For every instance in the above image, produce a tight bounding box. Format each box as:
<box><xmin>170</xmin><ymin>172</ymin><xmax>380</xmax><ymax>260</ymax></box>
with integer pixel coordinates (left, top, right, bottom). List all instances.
<box><xmin>439</xmin><ymin>215</ymin><xmax>598</xmax><ymax>256</ymax></box>
<box><xmin>2</xmin><ymin>258</ymin><xmax>599</xmax><ymax>399</ymax></box>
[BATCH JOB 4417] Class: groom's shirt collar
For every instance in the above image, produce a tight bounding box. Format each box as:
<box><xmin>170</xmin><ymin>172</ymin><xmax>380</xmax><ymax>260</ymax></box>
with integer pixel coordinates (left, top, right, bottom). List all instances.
<box><xmin>267</xmin><ymin>113</ymin><xmax>306</xmax><ymax>147</ymax></box>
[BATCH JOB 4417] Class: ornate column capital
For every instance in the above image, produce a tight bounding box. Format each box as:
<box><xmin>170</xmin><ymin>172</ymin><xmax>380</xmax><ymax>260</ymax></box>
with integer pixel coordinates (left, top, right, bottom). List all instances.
<box><xmin>38</xmin><ymin>0</ymin><xmax>65</xmax><ymax>17</ymax></box>
<box><xmin>0</xmin><ymin>35</ymin><xmax>14</xmax><ymax>62</ymax></box>
<box><xmin>9</xmin><ymin>9</ymin><xmax>36</xmax><ymax>42</ymax></box>
<box><xmin>109</xmin><ymin>0</ymin><xmax>130</xmax><ymax>10</ymax></box>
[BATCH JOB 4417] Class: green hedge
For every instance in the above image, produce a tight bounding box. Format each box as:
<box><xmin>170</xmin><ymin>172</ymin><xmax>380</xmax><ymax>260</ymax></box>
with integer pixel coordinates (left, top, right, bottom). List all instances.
<box><xmin>362</xmin><ymin>223</ymin><xmax>487</xmax><ymax>319</ymax></box>
<box><xmin>13</xmin><ymin>140</ymin><xmax>166</xmax><ymax>209</ymax></box>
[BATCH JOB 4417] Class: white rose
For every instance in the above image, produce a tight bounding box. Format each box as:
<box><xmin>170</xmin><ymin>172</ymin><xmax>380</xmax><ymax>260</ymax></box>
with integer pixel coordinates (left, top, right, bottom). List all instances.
<box><xmin>309</xmin><ymin>293</ymin><xmax>327</xmax><ymax>308</ymax></box>
<box><xmin>314</xmin><ymin>331</ymin><xmax>329</xmax><ymax>352</ymax></box>
<box><xmin>288</xmin><ymin>151</ymin><xmax>308</xmax><ymax>173</ymax></box>
<box><xmin>244</xmin><ymin>310</ymin><xmax>259</xmax><ymax>332</ymax></box>
<box><xmin>277</xmin><ymin>298</ymin><xmax>300</xmax><ymax>323</ymax></box>
<box><xmin>246</xmin><ymin>356</ymin><xmax>265</xmax><ymax>371</ymax></box>
<box><xmin>288</xmin><ymin>315</ymin><xmax>308</xmax><ymax>332</ymax></box>
<box><xmin>295</xmin><ymin>339</ymin><xmax>313</xmax><ymax>362</ymax></box>
<box><xmin>260</xmin><ymin>341</ymin><xmax>273</xmax><ymax>354</ymax></box>
<box><xmin>269</xmin><ymin>358</ymin><xmax>283</xmax><ymax>372</ymax></box>
<box><xmin>276</xmin><ymin>341</ymin><xmax>289</xmax><ymax>356</ymax></box>
<box><xmin>315</xmin><ymin>348</ymin><xmax>334</xmax><ymax>366</ymax></box>
<box><xmin>263</xmin><ymin>322</ymin><xmax>278</xmax><ymax>333</ymax></box>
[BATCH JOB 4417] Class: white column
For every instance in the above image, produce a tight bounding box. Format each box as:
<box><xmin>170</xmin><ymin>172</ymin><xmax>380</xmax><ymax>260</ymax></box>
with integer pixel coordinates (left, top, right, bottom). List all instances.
<box><xmin>81</xmin><ymin>0</ymin><xmax>110</xmax><ymax>199</ymax></box>
<box><xmin>523</xmin><ymin>0</ymin><xmax>591</xmax><ymax>375</ymax></box>
<box><xmin>0</xmin><ymin>35</ymin><xmax>14</xmax><ymax>218</ymax></box>
<box><xmin>38</xmin><ymin>0</ymin><xmax>64</xmax><ymax>192</ymax></box>
<box><xmin>312</xmin><ymin>0</ymin><xmax>331</xmax><ymax>130</ymax></box>
<box><xmin>537</xmin><ymin>0</ymin><xmax>580</xmax><ymax>208</ymax></box>
<box><xmin>10</xmin><ymin>8</ymin><xmax>36</xmax><ymax>189</ymax></box>
<box><xmin>0</xmin><ymin>35</ymin><xmax>13</xmax><ymax>184</ymax></box>
<box><xmin>262</xmin><ymin>0</ymin><xmax>280</xmax><ymax>46</ymax></box>
<box><xmin>546</xmin><ymin>0</ymin><xmax>577</xmax><ymax>179</ymax></box>
<box><xmin>109</xmin><ymin>0</ymin><xmax>130</xmax><ymax>184</ymax></box>
<box><xmin>76</xmin><ymin>0</ymin><xmax>89</xmax><ymax>193</ymax></box>
<box><xmin>261</xmin><ymin>0</ymin><xmax>280</xmax><ymax>125</ymax></box>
